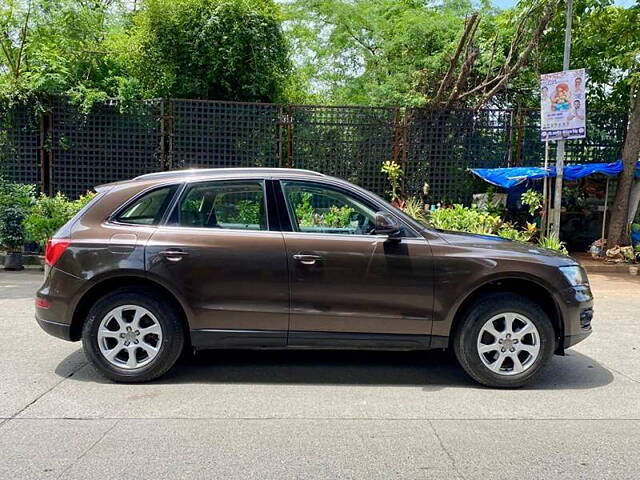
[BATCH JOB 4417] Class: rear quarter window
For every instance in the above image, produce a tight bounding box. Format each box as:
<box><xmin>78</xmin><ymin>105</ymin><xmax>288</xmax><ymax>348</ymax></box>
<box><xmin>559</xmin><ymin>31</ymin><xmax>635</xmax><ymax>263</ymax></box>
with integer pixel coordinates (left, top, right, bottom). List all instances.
<box><xmin>115</xmin><ymin>185</ymin><xmax>178</xmax><ymax>225</ymax></box>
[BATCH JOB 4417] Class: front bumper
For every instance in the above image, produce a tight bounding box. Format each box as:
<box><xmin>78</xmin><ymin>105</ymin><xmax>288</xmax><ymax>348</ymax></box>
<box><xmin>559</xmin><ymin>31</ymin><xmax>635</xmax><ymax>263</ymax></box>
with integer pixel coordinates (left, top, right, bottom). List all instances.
<box><xmin>558</xmin><ymin>285</ymin><xmax>593</xmax><ymax>351</ymax></box>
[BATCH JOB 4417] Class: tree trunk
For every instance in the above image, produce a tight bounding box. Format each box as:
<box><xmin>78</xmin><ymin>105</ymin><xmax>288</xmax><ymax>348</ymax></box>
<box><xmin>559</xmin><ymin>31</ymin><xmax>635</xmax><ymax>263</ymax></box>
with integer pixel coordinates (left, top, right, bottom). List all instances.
<box><xmin>607</xmin><ymin>91</ymin><xmax>640</xmax><ymax>246</ymax></box>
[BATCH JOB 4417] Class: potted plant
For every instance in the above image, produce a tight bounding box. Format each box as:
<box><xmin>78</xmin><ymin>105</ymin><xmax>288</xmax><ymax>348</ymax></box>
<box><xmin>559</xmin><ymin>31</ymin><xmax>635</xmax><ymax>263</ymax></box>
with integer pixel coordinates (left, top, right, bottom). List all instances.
<box><xmin>620</xmin><ymin>245</ymin><xmax>639</xmax><ymax>275</ymax></box>
<box><xmin>0</xmin><ymin>206</ymin><xmax>27</xmax><ymax>270</ymax></box>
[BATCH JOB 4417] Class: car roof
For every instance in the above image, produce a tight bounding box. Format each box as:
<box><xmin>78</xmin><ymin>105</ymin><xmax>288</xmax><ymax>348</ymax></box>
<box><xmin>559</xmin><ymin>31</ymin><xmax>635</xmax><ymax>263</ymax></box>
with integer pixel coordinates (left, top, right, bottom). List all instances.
<box><xmin>95</xmin><ymin>168</ymin><xmax>328</xmax><ymax>191</ymax></box>
<box><xmin>134</xmin><ymin>168</ymin><xmax>326</xmax><ymax>181</ymax></box>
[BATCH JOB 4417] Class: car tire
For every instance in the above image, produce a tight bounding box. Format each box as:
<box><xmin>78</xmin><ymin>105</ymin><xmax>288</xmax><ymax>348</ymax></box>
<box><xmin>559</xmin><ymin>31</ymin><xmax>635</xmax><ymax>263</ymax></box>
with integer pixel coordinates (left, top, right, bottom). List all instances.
<box><xmin>453</xmin><ymin>293</ymin><xmax>555</xmax><ymax>388</ymax></box>
<box><xmin>82</xmin><ymin>287</ymin><xmax>185</xmax><ymax>383</ymax></box>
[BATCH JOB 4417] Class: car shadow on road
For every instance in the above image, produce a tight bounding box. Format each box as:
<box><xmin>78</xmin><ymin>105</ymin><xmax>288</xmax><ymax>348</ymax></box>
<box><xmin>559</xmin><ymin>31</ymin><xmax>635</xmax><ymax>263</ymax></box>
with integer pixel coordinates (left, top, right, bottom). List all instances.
<box><xmin>57</xmin><ymin>347</ymin><xmax>613</xmax><ymax>391</ymax></box>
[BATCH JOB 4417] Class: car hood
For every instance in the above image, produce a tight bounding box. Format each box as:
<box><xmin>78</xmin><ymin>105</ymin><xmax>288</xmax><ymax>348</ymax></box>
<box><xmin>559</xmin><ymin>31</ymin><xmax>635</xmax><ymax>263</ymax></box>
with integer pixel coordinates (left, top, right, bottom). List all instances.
<box><xmin>432</xmin><ymin>229</ymin><xmax>578</xmax><ymax>267</ymax></box>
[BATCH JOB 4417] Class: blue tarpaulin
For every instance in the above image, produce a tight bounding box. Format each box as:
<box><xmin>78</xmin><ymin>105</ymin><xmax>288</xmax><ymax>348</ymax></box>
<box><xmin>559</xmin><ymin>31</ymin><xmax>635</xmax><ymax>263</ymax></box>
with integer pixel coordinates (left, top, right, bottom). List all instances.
<box><xmin>470</xmin><ymin>160</ymin><xmax>640</xmax><ymax>190</ymax></box>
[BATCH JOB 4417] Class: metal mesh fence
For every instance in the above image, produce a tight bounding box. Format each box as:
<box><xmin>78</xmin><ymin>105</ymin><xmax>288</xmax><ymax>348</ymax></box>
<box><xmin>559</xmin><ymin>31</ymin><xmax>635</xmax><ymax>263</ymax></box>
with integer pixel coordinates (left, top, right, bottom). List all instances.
<box><xmin>171</xmin><ymin>100</ymin><xmax>281</xmax><ymax>170</ymax></box>
<box><xmin>406</xmin><ymin>108</ymin><xmax>513</xmax><ymax>203</ymax></box>
<box><xmin>49</xmin><ymin>99</ymin><xmax>163</xmax><ymax>199</ymax></box>
<box><xmin>0</xmin><ymin>98</ymin><xmax>628</xmax><ymax>202</ymax></box>
<box><xmin>0</xmin><ymin>106</ymin><xmax>41</xmax><ymax>188</ymax></box>
<box><xmin>517</xmin><ymin>109</ymin><xmax>626</xmax><ymax>167</ymax></box>
<box><xmin>289</xmin><ymin>105</ymin><xmax>399</xmax><ymax>196</ymax></box>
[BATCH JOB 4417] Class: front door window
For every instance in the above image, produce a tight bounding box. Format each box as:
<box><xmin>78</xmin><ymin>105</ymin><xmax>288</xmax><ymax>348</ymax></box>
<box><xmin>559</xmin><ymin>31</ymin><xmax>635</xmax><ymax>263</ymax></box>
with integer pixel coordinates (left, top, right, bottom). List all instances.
<box><xmin>282</xmin><ymin>181</ymin><xmax>377</xmax><ymax>235</ymax></box>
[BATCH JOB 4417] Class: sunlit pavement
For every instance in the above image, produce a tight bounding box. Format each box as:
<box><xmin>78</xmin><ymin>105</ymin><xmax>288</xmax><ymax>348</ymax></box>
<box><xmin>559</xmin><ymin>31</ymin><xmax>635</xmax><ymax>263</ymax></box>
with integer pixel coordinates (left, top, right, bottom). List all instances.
<box><xmin>1</xmin><ymin>269</ymin><xmax>639</xmax><ymax>479</ymax></box>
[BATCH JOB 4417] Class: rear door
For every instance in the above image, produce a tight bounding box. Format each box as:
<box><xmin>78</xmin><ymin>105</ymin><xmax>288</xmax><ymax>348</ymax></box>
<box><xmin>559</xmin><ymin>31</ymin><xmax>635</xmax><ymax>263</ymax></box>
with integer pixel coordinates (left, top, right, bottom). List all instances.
<box><xmin>277</xmin><ymin>179</ymin><xmax>434</xmax><ymax>348</ymax></box>
<box><xmin>145</xmin><ymin>179</ymin><xmax>289</xmax><ymax>347</ymax></box>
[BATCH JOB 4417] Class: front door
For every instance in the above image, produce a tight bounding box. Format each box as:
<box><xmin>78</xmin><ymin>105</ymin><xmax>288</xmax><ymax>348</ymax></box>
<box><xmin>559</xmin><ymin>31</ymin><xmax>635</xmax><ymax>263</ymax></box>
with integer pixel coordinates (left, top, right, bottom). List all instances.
<box><xmin>146</xmin><ymin>179</ymin><xmax>289</xmax><ymax>347</ymax></box>
<box><xmin>278</xmin><ymin>180</ymin><xmax>434</xmax><ymax>348</ymax></box>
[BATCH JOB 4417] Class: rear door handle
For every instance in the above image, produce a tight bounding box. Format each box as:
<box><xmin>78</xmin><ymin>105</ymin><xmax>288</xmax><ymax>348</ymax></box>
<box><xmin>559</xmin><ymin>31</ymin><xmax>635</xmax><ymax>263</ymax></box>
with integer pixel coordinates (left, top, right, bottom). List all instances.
<box><xmin>158</xmin><ymin>249</ymin><xmax>189</xmax><ymax>262</ymax></box>
<box><xmin>293</xmin><ymin>254</ymin><xmax>322</xmax><ymax>265</ymax></box>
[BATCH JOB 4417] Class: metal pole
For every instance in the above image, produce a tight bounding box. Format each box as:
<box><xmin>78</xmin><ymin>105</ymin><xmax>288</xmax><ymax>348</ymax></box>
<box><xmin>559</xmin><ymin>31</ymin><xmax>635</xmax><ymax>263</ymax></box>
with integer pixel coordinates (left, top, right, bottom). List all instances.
<box><xmin>542</xmin><ymin>141</ymin><xmax>549</xmax><ymax>234</ymax></box>
<box><xmin>601</xmin><ymin>177</ymin><xmax>610</xmax><ymax>241</ymax></box>
<box><xmin>551</xmin><ymin>0</ymin><xmax>573</xmax><ymax>237</ymax></box>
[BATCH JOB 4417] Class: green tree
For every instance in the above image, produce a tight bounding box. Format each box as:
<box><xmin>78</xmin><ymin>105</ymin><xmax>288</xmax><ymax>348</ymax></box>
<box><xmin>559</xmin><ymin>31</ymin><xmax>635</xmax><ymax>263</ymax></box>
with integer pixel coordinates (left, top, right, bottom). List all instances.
<box><xmin>283</xmin><ymin>0</ymin><xmax>559</xmax><ymax>107</ymax></box>
<box><xmin>284</xmin><ymin>0</ymin><xmax>478</xmax><ymax>106</ymax></box>
<box><xmin>120</xmin><ymin>0</ymin><xmax>291</xmax><ymax>101</ymax></box>
<box><xmin>536</xmin><ymin>0</ymin><xmax>637</xmax><ymax>112</ymax></box>
<box><xmin>1</xmin><ymin>0</ymin><xmax>293</xmax><ymax>107</ymax></box>
<box><xmin>0</xmin><ymin>0</ymin><xmax>132</xmax><ymax>111</ymax></box>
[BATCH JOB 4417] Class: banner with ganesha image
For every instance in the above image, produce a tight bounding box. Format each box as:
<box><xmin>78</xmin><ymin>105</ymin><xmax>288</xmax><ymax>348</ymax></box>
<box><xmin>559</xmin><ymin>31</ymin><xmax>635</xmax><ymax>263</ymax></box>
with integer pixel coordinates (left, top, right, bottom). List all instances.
<box><xmin>540</xmin><ymin>68</ymin><xmax>586</xmax><ymax>141</ymax></box>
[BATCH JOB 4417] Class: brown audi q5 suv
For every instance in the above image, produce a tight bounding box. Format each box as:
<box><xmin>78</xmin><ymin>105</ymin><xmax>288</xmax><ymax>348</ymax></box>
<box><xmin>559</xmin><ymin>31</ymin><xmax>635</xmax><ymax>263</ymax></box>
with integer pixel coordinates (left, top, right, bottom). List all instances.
<box><xmin>35</xmin><ymin>168</ymin><xmax>593</xmax><ymax>387</ymax></box>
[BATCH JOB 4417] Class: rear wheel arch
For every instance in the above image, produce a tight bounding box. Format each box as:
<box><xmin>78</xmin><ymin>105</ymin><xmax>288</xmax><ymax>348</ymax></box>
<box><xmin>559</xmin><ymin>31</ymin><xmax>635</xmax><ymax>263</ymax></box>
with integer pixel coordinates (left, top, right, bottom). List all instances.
<box><xmin>448</xmin><ymin>276</ymin><xmax>564</xmax><ymax>353</ymax></box>
<box><xmin>70</xmin><ymin>275</ymin><xmax>190</xmax><ymax>344</ymax></box>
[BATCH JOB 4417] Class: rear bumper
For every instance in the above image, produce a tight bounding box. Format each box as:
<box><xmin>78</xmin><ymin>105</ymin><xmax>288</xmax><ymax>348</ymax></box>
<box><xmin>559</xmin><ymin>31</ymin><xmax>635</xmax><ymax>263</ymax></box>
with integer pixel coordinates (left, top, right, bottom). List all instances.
<box><xmin>35</xmin><ymin>266</ymin><xmax>84</xmax><ymax>342</ymax></box>
<box><xmin>35</xmin><ymin>316</ymin><xmax>73</xmax><ymax>341</ymax></box>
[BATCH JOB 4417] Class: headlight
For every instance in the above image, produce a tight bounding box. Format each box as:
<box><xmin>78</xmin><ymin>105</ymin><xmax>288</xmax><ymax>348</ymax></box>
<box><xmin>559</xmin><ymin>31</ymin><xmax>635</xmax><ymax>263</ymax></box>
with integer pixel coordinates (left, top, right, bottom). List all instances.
<box><xmin>559</xmin><ymin>265</ymin><xmax>589</xmax><ymax>286</ymax></box>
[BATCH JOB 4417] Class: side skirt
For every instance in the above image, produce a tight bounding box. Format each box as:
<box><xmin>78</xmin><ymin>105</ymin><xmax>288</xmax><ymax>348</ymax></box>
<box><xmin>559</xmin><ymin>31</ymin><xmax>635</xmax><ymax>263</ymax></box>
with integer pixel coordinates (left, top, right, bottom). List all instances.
<box><xmin>191</xmin><ymin>329</ymin><xmax>448</xmax><ymax>351</ymax></box>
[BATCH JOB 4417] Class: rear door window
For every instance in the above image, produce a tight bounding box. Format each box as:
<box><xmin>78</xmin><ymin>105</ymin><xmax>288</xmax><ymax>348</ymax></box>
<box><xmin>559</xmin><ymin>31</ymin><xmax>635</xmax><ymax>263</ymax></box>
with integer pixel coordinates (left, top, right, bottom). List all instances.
<box><xmin>169</xmin><ymin>181</ymin><xmax>268</xmax><ymax>231</ymax></box>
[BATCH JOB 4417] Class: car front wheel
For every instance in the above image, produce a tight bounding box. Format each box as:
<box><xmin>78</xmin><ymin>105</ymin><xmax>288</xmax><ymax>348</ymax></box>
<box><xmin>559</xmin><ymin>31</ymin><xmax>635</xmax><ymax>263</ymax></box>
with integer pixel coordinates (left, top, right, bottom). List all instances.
<box><xmin>453</xmin><ymin>293</ymin><xmax>555</xmax><ymax>388</ymax></box>
<box><xmin>82</xmin><ymin>287</ymin><xmax>185</xmax><ymax>383</ymax></box>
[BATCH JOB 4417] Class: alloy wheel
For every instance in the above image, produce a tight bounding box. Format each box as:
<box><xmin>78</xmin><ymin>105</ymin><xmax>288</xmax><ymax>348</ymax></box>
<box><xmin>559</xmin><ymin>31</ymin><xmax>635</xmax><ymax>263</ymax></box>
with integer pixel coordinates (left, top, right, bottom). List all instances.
<box><xmin>476</xmin><ymin>312</ymin><xmax>541</xmax><ymax>376</ymax></box>
<box><xmin>97</xmin><ymin>305</ymin><xmax>163</xmax><ymax>370</ymax></box>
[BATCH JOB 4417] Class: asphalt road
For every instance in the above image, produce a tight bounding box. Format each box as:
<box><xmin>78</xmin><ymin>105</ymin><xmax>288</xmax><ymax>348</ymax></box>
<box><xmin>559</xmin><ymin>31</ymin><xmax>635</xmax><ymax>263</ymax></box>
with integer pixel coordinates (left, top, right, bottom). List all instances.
<box><xmin>1</xmin><ymin>269</ymin><xmax>639</xmax><ymax>479</ymax></box>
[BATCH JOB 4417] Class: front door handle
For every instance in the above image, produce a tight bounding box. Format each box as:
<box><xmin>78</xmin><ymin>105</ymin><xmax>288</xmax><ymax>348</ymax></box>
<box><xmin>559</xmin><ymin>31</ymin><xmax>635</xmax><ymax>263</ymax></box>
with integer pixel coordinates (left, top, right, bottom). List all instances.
<box><xmin>293</xmin><ymin>254</ymin><xmax>322</xmax><ymax>265</ymax></box>
<box><xmin>158</xmin><ymin>249</ymin><xmax>189</xmax><ymax>262</ymax></box>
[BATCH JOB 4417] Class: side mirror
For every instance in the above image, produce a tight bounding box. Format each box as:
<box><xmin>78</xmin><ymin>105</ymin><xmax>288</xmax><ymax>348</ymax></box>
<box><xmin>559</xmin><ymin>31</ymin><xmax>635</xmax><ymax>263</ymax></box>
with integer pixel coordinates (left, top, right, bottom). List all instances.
<box><xmin>374</xmin><ymin>212</ymin><xmax>401</xmax><ymax>239</ymax></box>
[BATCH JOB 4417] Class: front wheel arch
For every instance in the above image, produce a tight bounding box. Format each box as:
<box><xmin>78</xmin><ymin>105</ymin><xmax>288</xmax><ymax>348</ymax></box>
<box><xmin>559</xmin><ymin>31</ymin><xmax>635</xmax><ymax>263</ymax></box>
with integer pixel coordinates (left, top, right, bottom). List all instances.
<box><xmin>447</xmin><ymin>277</ymin><xmax>564</xmax><ymax>354</ymax></box>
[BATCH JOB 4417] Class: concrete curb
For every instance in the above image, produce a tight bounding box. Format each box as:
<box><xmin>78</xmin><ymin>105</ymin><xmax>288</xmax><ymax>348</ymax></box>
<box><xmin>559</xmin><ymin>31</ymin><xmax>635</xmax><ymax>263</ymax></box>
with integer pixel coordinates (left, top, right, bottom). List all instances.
<box><xmin>0</xmin><ymin>253</ymin><xmax>43</xmax><ymax>268</ymax></box>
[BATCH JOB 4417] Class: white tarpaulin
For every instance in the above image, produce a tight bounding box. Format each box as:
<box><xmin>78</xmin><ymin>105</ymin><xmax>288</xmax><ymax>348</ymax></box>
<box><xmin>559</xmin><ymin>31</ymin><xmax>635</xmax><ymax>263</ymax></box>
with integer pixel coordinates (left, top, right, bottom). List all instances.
<box><xmin>540</xmin><ymin>68</ymin><xmax>586</xmax><ymax>141</ymax></box>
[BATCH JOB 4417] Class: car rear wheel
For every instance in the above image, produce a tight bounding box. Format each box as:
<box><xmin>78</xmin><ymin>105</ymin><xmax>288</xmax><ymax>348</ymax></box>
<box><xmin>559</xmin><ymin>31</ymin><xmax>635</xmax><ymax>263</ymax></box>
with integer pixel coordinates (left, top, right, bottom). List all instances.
<box><xmin>82</xmin><ymin>287</ymin><xmax>185</xmax><ymax>383</ymax></box>
<box><xmin>453</xmin><ymin>293</ymin><xmax>555</xmax><ymax>388</ymax></box>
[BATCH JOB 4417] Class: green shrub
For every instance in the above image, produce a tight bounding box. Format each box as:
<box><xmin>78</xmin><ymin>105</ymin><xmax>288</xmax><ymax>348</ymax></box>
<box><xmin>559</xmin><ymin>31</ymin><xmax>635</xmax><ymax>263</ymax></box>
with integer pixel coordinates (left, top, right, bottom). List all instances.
<box><xmin>429</xmin><ymin>204</ymin><xmax>540</xmax><ymax>243</ymax></box>
<box><xmin>402</xmin><ymin>197</ymin><xmax>427</xmax><ymax>225</ymax></box>
<box><xmin>228</xmin><ymin>199</ymin><xmax>261</xmax><ymax>225</ymax></box>
<box><xmin>428</xmin><ymin>204</ymin><xmax>502</xmax><ymax>235</ymax></box>
<box><xmin>0</xmin><ymin>206</ymin><xmax>27</xmax><ymax>252</ymax></box>
<box><xmin>538</xmin><ymin>232</ymin><xmax>568</xmax><ymax>254</ymax></box>
<box><xmin>497</xmin><ymin>225</ymin><xmax>532</xmax><ymax>242</ymax></box>
<box><xmin>293</xmin><ymin>192</ymin><xmax>315</xmax><ymax>227</ymax></box>
<box><xmin>324</xmin><ymin>205</ymin><xmax>354</xmax><ymax>228</ymax></box>
<box><xmin>24</xmin><ymin>192</ymin><xmax>96</xmax><ymax>247</ymax></box>
<box><xmin>521</xmin><ymin>189</ymin><xmax>543</xmax><ymax>216</ymax></box>
<box><xmin>0</xmin><ymin>178</ymin><xmax>36</xmax><ymax>212</ymax></box>
<box><xmin>0</xmin><ymin>179</ymin><xmax>35</xmax><ymax>252</ymax></box>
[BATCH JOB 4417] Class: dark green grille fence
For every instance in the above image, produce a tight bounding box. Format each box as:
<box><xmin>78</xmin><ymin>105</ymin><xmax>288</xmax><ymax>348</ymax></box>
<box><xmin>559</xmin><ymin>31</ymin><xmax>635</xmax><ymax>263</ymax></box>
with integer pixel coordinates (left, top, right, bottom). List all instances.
<box><xmin>0</xmin><ymin>106</ymin><xmax>41</xmax><ymax>189</ymax></box>
<box><xmin>0</xmin><ymin>98</ymin><xmax>626</xmax><ymax>202</ymax></box>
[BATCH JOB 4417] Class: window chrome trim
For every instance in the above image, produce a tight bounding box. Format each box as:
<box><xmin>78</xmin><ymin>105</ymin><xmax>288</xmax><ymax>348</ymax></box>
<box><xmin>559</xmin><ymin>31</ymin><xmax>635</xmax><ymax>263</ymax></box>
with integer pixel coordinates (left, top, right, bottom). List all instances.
<box><xmin>153</xmin><ymin>224</ymin><xmax>284</xmax><ymax>236</ymax></box>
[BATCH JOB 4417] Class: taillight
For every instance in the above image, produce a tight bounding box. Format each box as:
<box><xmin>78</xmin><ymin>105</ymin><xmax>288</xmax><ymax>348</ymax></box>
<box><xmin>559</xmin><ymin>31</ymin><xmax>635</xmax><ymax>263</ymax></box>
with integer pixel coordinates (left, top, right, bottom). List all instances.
<box><xmin>45</xmin><ymin>238</ymin><xmax>71</xmax><ymax>266</ymax></box>
<box><xmin>35</xmin><ymin>298</ymin><xmax>50</xmax><ymax>309</ymax></box>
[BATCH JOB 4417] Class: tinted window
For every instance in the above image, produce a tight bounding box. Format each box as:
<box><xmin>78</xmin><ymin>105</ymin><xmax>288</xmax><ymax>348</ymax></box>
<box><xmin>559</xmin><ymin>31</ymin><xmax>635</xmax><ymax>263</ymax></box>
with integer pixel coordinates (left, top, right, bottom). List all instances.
<box><xmin>172</xmin><ymin>181</ymin><xmax>267</xmax><ymax>231</ymax></box>
<box><xmin>282</xmin><ymin>182</ymin><xmax>377</xmax><ymax>235</ymax></box>
<box><xmin>116</xmin><ymin>185</ymin><xmax>177</xmax><ymax>225</ymax></box>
